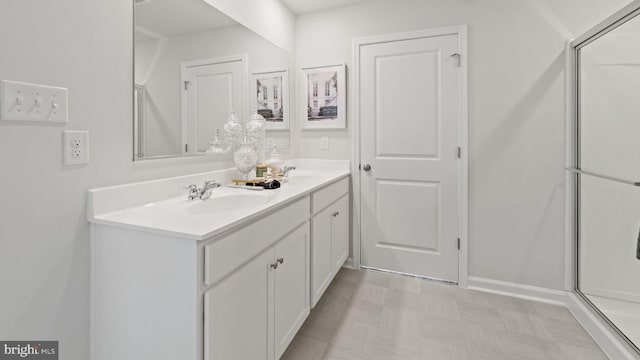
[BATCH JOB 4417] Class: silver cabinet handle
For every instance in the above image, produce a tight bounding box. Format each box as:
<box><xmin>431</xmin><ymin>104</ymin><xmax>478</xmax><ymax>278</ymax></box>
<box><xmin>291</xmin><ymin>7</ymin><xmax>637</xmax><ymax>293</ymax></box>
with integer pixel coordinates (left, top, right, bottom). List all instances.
<box><xmin>362</xmin><ymin>164</ymin><xmax>371</xmax><ymax>172</ymax></box>
<box><xmin>270</xmin><ymin>262</ymin><xmax>278</xmax><ymax>270</ymax></box>
<box><xmin>277</xmin><ymin>257</ymin><xmax>284</xmax><ymax>265</ymax></box>
<box><xmin>332</xmin><ymin>211</ymin><xmax>339</xmax><ymax>217</ymax></box>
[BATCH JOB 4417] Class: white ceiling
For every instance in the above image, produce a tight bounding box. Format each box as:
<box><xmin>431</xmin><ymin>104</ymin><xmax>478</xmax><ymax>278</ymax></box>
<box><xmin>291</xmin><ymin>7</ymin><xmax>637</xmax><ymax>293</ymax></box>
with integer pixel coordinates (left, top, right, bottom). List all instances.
<box><xmin>280</xmin><ymin>0</ymin><xmax>374</xmax><ymax>14</ymax></box>
<box><xmin>135</xmin><ymin>0</ymin><xmax>238</xmax><ymax>40</ymax></box>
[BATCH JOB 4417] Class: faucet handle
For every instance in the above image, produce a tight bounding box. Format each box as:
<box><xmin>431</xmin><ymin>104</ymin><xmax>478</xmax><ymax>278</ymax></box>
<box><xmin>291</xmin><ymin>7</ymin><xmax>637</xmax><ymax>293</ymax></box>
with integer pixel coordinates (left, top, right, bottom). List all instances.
<box><xmin>203</xmin><ymin>180</ymin><xmax>221</xmax><ymax>189</ymax></box>
<box><xmin>185</xmin><ymin>184</ymin><xmax>198</xmax><ymax>190</ymax></box>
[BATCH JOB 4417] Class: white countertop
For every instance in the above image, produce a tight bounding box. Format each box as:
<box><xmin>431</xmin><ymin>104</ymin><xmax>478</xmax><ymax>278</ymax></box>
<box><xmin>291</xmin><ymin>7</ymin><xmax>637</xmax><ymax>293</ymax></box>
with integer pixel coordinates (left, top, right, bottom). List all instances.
<box><xmin>88</xmin><ymin>160</ymin><xmax>350</xmax><ymax>241</ymax></box>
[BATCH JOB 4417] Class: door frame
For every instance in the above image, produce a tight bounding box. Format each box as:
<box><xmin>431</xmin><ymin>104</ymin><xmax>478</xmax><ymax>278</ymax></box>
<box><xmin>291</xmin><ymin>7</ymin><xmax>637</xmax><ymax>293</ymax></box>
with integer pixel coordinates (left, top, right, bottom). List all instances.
<box><xmin>180</xmin><ymin>53</ymin><xmax>249</xmax><ymax>155</ymax></box>
<box><xmin>351</xmin><ymin>25</ymin><xmax>469</xmax><ymax>287</ymax></box>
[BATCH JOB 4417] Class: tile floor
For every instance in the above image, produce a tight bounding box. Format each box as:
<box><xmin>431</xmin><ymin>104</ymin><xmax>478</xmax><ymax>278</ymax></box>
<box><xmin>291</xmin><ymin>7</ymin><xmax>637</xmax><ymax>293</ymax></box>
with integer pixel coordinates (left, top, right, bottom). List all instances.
<box><xmin>281</xmin><ymin>268</ymin><xmax>608</xmax><ymax>360</ymax></box>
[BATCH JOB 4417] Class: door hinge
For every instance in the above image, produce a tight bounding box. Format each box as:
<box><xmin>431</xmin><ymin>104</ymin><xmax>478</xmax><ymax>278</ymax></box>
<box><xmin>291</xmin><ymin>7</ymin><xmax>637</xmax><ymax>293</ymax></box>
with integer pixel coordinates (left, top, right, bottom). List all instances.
<box><xmin>358</xmin><ymin>163</ymin><xmax>361</xmax><ymax>171</ymax></box>
<box><xmin>184</xmin><ymin>80</ymin><xmax>190</xmax><ymax>91</ymax></box>
<box><xmin>185</xmin><ymin>144</ymin><xmax>188</xmax><ymax>153</ymax></box>
<box><xmin>451</xmin><ymin>53</ymin><xmax>461</xmax><ymax>67</ymax></box>
<box><xmin>457</xmin><ymin>238</ymin><xmax>461</xmax><ymax>250</ymax></box>
<box><xmin>457</xmin><ymin>147</ymin><xmax>461</xmax><ymax>159</ymax></box>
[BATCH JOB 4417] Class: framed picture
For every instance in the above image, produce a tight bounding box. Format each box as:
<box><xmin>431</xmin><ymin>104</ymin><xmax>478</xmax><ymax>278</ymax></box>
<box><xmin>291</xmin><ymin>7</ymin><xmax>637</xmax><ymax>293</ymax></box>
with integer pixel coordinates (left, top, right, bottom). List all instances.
<box><xmin>300</xmin><ymin>64</ymin><xmax>346</xmax><ymax>129</ymax></box>
<box><xmin>251</xmin><ymin>70</ymin><xmax>289</xmax><ymax>130</ymax></box>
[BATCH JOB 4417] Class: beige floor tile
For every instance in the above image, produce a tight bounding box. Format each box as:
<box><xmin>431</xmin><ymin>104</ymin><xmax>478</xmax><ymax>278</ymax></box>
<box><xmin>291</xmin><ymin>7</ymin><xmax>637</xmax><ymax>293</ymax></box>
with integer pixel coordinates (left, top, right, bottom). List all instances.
<box><xmin>389</xmin><ymin>274</ymin><xmax>423</xmax><ymax>294</ymax></box>
<box><xmin>420</xmin><ymin>339</ymin><xmax>469</xmax><ymax>360</ymax></box>
<box><xmin>385</xmin><ymin>289</ymin><xmax>426</xmax><ymax>313</ymax></box>
<box><xmin>506</xmin><ymin>332</ymin><xmax>565</xmax><ymax>360</ymax></box>
<box><xmin>557</xmin><ymin>342</ymin><xmax>609</xmax><ymax>360</ymax></box>
<box><xmin>321</xmin><ymin>343</ymin><xmax>371</xmax><ymax>360</ymax></box>
<box><xmin>498</xmin><ymin>308</ymin><xmax>537</xmax><ymax>336</ymax></box>
<box><xmin>546</xmin><ymin>318</ymin><xmax>602</xmax><ymax>349</ymax></box>
<box><xmin>458</xmin><ymin>302</ymin><xmax>506</xmax><ymax>330</ymax></box>
<box><xmin>280</xmin><ymin>335</ymin><xmax>328</xmax><ymax>360</ymax></box>
<box><xmin>285</xmin><ymin>269</ymin><xmax>608</xmax><ymax>360</ymax></box>
<box><xmin>380</xmin><ymin>305</ymin><xmax>422</xmax><ymax>336</ymax></box>
<box><xmin>420</xmin><ymin>314</ymin><xmax>468</xmax><ymax>348</ymax></box>
<box><xmin>423</xmin><ymin>294</ymin><xmax>460</xmax><ymax>320</ymax></box>
<box><xmin>464</xmin><ymin>323</ymin><xmax>512</xmax><ymax>359</ymax></box>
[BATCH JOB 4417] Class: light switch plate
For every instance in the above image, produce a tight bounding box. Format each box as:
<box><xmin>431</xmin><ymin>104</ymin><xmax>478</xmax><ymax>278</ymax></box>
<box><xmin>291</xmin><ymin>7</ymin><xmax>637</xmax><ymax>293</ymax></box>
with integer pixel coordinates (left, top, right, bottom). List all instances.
<box><xmin>0</xmin><ymin>80</ymin><xmax>68</xmax><ymax>123</ymax></box>
<box><xmin>63</xmin><ymin>131</ymin><xmax>89</xmax><ymax>165</ymax></box>
<box><xmin>320</xmin><ymin>136</ymin><xmax>329</xmax><ymax>150</ymax></box>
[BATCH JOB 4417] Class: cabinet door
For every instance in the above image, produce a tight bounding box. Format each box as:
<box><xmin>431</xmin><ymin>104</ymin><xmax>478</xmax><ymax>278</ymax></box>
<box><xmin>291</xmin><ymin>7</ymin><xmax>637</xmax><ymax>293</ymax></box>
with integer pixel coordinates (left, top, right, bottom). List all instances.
<box><xmin>274</xmin><ymin>224</ymin><xmax>310</xmax><ymax>359</ymax></box>
<box><xmin>311</xmin><ymin>206</ymin><xmax>333</xmax><ymax>307</ymax></box>
<box><xmin>204</xmin><ymin>248</ymin><xmax>275</xmax><ymax>360</ymax></box>
<box><xmin>331</xmin><ymin>195</ymin><xmax>350</xmax><ymax>272</ymax></box>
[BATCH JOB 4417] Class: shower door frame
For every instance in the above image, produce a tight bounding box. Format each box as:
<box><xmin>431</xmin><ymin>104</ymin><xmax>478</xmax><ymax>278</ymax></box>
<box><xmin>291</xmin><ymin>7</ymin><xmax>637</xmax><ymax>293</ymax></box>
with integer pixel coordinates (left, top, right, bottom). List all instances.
<box><xmin>567</xmin><ymin>1</ymin><xmax>640</xmax><ymax>357</ymax></box>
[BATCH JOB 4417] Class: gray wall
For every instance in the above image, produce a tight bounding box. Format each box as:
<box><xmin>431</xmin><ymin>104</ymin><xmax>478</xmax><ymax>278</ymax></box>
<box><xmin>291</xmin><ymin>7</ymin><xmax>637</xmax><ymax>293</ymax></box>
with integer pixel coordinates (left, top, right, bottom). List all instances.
<box><xmin>293</xmin><ymin>0</ymin><xmax>630</xmax><ymax>289</ymax></box>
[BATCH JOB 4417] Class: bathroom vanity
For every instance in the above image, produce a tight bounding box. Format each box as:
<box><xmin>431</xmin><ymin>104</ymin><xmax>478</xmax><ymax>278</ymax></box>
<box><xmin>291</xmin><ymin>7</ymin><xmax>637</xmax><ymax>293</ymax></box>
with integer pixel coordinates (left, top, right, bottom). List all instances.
<box><xmin>88</xmin><ymin>160</ymin><xmax>350</xmax><ymax>360</ymax></box>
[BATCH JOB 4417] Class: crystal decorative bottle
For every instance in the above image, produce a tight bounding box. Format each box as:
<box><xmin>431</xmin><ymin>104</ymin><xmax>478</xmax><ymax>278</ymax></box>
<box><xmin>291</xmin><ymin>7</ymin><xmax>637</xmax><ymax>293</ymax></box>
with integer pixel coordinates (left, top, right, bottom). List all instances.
<box><xmin>246</xmin><ymin>110</ymin><xmax>266</xmax><ymax>164</ymax></box>
<box><xmin>233</xmin><ymin>137</ymin><xmax>258</xmax><ymax>180</ymax></box>
<box><xmin>223</xmin><ymin>111</ymin><xmax>243</xmax><ymax>153</ymax></box>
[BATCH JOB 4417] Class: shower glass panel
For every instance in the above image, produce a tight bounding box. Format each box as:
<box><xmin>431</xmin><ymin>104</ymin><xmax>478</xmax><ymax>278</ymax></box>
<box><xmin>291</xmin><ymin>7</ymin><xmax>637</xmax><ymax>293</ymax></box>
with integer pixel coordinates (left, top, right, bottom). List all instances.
<box><xmin>576</xmin><ymin>7</ymin><xmax>640</xmax><ymax>355</ymax></box>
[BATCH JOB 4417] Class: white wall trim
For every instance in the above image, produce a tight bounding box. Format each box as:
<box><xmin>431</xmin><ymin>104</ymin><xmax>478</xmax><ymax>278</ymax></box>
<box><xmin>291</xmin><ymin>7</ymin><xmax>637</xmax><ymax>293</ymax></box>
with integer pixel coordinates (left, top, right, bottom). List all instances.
<box><xmin>351</xmin><ymin>25</ymin><xmax>469</xmax><ymax>285</ymax></box>
<box><xmin>467</xmin><ymin>276</ymin><xmax>568</xmax><ymax>305</ymax></box>
<box><xmin>567</xmin><ymin>293</ymin><xmax>640</xmax><ymax>360</ymax></box>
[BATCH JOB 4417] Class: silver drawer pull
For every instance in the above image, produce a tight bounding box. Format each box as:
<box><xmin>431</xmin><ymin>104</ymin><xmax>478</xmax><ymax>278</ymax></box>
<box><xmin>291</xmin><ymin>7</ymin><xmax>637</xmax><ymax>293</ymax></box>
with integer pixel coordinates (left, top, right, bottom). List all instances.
<box><xmin>277</xmin><ymin>257</ymin><xmax>284</xmax><ymax>265</ymax></box>
<box><xmin>270</xmin><ymin>262</ymin><xmax>278</xmax><ymax>270</ymax></box>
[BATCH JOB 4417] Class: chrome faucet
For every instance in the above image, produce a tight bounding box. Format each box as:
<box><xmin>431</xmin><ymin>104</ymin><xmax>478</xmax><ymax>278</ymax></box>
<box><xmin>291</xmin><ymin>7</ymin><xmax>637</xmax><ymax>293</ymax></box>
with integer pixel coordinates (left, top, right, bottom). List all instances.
<box><xmin>281</xmin><ymin>166</ymin><xmax>296</xmax><ymax>177</ymax></box>
<box><xmin>185</xmin><ymin>180</ymin><xmax>221</xmax><ymax>200</ymax></box>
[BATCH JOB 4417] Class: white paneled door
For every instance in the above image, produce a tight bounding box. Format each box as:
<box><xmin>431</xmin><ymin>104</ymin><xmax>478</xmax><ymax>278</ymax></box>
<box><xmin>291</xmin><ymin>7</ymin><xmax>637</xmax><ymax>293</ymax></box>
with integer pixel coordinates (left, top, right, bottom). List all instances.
<box><xmin>183</xmin><ymin>57</ymin><xmax>244</xmax><ymax>154</ymax></box>
<box><xmin>359</xmin><ymin>32</ymin><xmax>462</xmax><ymax>282</ymax></box>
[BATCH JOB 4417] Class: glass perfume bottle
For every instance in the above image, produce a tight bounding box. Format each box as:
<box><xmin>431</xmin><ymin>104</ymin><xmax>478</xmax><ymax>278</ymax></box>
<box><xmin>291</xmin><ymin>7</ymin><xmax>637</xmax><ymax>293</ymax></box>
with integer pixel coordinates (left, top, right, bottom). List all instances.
<box><xmin>206</xmin><ymin>128</ymin><xmax>226</xmax><ymax>154</ymax></box>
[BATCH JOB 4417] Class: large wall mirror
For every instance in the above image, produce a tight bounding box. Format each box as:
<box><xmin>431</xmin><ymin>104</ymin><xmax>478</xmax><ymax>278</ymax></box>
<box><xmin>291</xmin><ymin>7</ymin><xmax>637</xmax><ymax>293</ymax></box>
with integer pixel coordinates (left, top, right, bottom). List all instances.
<box><xmin>134</xmin><ymin>0</ymin><xmax>290</xmax><ymax>160</ymax></box>
<box><xmin>573</xmin><ymin>3</ymin><xmax>640</xmax><ymax>355</ymax></box>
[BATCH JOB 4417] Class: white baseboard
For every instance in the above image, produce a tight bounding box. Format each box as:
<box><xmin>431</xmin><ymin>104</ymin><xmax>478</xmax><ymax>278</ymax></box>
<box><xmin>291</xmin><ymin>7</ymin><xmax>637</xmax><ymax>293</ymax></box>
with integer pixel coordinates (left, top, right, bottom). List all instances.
<box><xmin>466</xmin><ymin>276</ymin><xmax>568</xmax><ymax>306</ymax></box>
<box><xmin>341</xmin><ymin>257</ymin><xmax>357</xmax><ymax>270</ymax></box>
<box><xmin>566</xmin><ymin>293</ymin><xmax>639</xmax><ymax>360</ymax></box>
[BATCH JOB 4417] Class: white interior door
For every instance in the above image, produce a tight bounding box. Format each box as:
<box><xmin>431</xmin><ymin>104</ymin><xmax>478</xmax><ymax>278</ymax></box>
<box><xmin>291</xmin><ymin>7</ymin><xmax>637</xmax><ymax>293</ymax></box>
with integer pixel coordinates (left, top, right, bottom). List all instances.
<box><xmin>359</xmin><ymin>33</ymin><xmax>461</xmax><ymax>282</ymax></box>
<box><xmin>183</xmin><ymin>58</ymin><xmax>244</xmax><ymax>154</ymax></box>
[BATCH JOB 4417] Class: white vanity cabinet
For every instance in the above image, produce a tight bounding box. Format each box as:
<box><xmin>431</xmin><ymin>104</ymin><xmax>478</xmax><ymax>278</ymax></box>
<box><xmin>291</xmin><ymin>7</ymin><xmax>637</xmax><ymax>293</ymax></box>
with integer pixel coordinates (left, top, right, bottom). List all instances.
<box><xmin>204</xmin><ymin>223</ymin><xmax>309</xmax><ymax>360</ymax></box>
<box><xmin>310</xmin><ymin>177</ymin><xmax>350</xmax><ymax>307</ymax></box>
<box><xmin>89</xmin><ymin>166</ymin><xmax>350</xmax><ymax>360</ymax></box>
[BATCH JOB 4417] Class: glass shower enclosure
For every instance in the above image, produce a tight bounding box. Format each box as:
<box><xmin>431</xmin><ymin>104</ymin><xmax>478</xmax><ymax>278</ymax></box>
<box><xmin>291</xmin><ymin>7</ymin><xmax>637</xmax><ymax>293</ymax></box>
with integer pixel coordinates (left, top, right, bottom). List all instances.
<box><xmin>571</xmin><ymin>2</ymin><xmax>640</xmax><ymax>356</ymax></box>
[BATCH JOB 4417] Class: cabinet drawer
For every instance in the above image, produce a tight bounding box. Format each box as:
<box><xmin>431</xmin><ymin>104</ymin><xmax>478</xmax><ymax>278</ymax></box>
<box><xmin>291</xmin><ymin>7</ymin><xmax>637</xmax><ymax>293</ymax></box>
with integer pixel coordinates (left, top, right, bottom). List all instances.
<box><xmin>312</xmin><ymin>177</ymin><xmax>349</xmax><ymax>215</ymax></box>
<box><xmin>204</xmin><ymin>196</ymin><xmax>310</xmax><ymax>287</ymax></box>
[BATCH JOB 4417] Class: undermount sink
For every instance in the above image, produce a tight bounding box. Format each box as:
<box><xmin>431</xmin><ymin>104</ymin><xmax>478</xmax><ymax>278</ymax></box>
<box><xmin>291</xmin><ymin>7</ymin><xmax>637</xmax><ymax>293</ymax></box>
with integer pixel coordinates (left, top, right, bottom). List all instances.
<box><xmin>188</xmin><ymin>192</ymin><xmax>271</xmax><ymax>214</ymax></box>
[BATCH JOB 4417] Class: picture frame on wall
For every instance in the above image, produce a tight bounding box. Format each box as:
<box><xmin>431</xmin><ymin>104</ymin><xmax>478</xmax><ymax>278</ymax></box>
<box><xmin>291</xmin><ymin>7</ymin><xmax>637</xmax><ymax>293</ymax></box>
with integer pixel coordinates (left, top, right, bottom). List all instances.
<box><xmin>300</xmin><ymin>64</ymin><xmax>346</xmax><ymax>129</ymax></box>
<box><xmin>251</xmin><ymin>70</ymin><xmax>289</xmax><ymax>130</ymax></box>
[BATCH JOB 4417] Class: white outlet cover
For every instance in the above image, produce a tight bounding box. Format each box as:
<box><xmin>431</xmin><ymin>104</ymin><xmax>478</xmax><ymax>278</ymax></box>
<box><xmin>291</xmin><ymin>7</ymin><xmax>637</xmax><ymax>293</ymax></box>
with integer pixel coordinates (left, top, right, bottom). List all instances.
<box><xmin>63</xmin><ymin>131</ymin><xmax>89</xmax><ymax>165</ymax></box>
<box><xmin>320</xmin><ymin>136</ymin><xmax>329</xmax><ymax>150</ymax></box>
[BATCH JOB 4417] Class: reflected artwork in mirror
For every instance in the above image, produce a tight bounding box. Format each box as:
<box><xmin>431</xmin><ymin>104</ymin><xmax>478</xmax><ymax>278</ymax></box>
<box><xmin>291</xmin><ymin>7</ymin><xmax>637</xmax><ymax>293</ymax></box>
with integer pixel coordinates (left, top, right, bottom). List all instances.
<box><xmin>133</xmin><ymin>0</ymin><xmax>290</xmax><ymax>160</ymax></box>
<box><xmin>574</xmin><ymin>4</ymin><xmax>640</xmax><ymax>355</ymax></box>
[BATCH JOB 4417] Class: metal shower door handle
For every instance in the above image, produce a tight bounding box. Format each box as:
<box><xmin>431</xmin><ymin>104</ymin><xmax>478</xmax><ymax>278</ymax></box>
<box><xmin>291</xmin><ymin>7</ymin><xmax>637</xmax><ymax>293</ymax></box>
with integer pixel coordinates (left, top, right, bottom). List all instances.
<box><xmin>362</xmin><ymin>164</ymin><xmax>371</xmax><ymax>172</ymax></box>
<box><xmin>636</xmin><ymin>227</ymin><xmax>640</xmax><ymax>260</ymax></box>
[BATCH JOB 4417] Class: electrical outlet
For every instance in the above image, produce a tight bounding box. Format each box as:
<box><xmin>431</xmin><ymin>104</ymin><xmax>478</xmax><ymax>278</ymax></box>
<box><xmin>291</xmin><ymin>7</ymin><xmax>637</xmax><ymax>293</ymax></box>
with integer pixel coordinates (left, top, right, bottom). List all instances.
<box><xmin>63</xmin><ymin>131</ymin><xmax>89</xmax><ymax>165</ymax></box>
<box><xmin>320</xmin><ymin>136</ymin><xmax>329</xmax><ymax>150</ymax></box>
